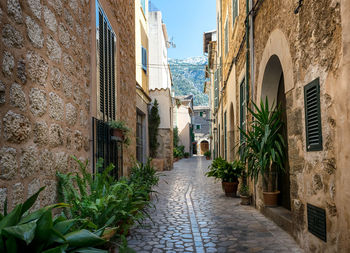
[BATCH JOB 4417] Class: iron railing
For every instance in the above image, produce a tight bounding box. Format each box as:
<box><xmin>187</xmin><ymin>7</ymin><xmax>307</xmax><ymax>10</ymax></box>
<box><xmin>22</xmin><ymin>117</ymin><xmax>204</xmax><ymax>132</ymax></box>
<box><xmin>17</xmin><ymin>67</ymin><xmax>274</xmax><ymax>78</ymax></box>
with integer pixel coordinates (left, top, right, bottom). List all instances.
<box><xmin>92</xmin><ymin>117</ymin><xmax>123</xmax><ymax>178</ymax></box>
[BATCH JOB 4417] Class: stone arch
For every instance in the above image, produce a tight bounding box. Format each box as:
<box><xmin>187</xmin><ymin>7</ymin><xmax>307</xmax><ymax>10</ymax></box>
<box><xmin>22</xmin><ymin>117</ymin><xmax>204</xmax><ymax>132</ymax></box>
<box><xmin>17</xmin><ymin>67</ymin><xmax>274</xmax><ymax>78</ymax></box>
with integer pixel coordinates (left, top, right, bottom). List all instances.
<box><xmin>257</xmin><ymin>29</ymin><xmax>294</xmax><ymax>104</ymax></box>
<box><xmin>257</xmin><ymin>44</ymin><xmax>292</xmax><ymax>210</ymax></box>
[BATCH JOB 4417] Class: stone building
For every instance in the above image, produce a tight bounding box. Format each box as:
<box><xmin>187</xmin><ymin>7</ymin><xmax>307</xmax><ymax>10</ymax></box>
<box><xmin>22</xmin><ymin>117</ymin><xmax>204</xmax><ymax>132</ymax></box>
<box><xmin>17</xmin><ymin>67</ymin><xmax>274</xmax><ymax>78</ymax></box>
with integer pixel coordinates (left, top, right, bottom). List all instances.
<box><xmin>0</xmin><ymin>0</ymin><xmax>136</xmax><ymax>211</ymax></box>
<box><xmin>173</xmin><ymin>95</ymin><xmax>194</xmax><ymax>155</ymax></box>
<box><xmin>207</xmin><ymin>0</ymin><xmax>350</xmax><ymax>251</ymax></box>
<box><xmin>192</xmin><ymin>106</ymin><xmax>210</xmax><ymax>155</ymax></box>
<box><xmin>148</xmin><ymin>9</ymin><xmax>173</xmax><ymax>170</ymax></box>
<box><xmin>135</xmin><ymin>0</ymin><xmax>151</xmax><ymax>163</ymax></box>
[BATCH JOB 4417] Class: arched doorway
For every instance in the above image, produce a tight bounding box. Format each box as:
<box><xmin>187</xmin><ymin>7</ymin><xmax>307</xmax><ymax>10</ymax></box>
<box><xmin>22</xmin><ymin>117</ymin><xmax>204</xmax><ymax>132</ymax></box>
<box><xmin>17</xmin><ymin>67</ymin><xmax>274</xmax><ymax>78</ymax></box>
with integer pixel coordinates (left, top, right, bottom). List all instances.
<box><xmin>200</xmin><ymin>140</ymin><xmax>209</xmax><ymax>155</ymax></box>
<box><xmin>261</xmin><ymin>55</ymin><xmax>291</xmax><ymax>210</ymax></box>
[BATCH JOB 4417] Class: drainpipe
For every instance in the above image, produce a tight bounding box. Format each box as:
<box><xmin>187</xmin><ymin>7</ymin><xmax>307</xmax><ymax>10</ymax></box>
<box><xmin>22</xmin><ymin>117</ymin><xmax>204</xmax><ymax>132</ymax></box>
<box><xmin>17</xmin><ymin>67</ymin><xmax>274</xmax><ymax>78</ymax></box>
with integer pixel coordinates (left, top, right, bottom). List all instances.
<box><xmin>249</xmin><ymin>0</ymin><xmax>254</xmax><ymax>104</ymax></box>
<box><xmin>245</xmin><ymin>0</ymin><xmax>250</xmax><ymax>104</ymax></box>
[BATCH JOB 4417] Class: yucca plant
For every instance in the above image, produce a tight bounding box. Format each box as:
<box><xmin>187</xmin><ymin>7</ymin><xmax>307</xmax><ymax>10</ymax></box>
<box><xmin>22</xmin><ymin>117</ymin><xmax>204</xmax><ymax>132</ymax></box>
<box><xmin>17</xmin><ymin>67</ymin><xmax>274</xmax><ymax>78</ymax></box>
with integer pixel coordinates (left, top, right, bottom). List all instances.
<box><xmin>239</xmin><ymin>97</ymin><xmax>285</xmax><ymax>192</ymax></box>
<box><xmin>0</xmin><ymin>187</ymin><xmax>107</xmax><ymax>253</ymax></box>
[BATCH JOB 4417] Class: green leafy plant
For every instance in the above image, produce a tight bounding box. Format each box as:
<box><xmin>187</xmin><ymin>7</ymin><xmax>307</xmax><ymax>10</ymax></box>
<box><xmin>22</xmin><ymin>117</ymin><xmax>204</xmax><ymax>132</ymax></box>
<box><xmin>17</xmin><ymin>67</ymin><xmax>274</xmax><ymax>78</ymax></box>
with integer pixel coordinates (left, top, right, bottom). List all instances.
<box><xmin>149</xmin><ymin>99</ymin><xmax>160</xmax><ymax>158</ymax></box>
<box><xmin>0</xmin><ymin>187</ymin><xmax>107</xmax><ymax>253</ymax></box>
<box><xmin>57</xmin><ymin>157</ymin><xmax>148</xmax><ymax>238</ymax></box>
<box><xmin>204</xmin><ymin>150</ymin><xmax>211</xmax><ymax>158</ymax></box>
<box><xmin>108</xmin><ymin>120</ymin><xmax>130</xmax><ymax>132</ymax></box>
<box><xmin>173</xmin><ymin>127</ymin><xmax>179</xmax><ymax>147</ymax></box>
<box><xmin>239</xmin><ymin>170</ymin><xmax>250</xmax><ymax>196</ymax></box>
<box><xmin>173</xmin><ymin>145</ymin><xmax>185</xmax><ymax>158</ymax></box>
<box><xmin>108</xmin><ymin>120</ymin><xmax>131</xmax><ymax>145</ymax></box>
<box><xmin>239</xmin><ymin>97</ymin><xmax>286</xmax><ymax>192</ymax></box>
<box><xmin>184</xmin><ymin>152</ymin><xmax>190</xmax><ymax>158</ymax></box>
<box><xmin>239</xmin><ymin>184</ymin><xmax>250</xmax><ymax>197</ymax></box>
<box><xmin>129</xmin><ymin>158</ymin><xmax>160</xmax><ymax>196</ymax></box>
<box><xmin>206</xmin><ymin>157</ymin><xmax>244</xmax><ymax>183</ymax></box>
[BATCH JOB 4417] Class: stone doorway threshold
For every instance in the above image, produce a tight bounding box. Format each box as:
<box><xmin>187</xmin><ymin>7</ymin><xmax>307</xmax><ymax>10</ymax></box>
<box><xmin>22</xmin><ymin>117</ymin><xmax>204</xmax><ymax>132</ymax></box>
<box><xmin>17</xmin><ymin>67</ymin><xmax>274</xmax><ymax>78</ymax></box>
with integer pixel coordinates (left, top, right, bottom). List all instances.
<box><xmin>262</xmin><ymin>206</ymin><xmax>293</xmax><ymax>235</ymax></box>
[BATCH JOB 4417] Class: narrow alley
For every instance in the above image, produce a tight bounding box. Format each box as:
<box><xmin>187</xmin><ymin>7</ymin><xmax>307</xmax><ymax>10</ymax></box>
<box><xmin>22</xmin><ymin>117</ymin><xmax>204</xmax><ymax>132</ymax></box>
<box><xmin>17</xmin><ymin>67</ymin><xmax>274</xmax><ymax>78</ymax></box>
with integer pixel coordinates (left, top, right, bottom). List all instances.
<box><xmin>127</xmin><ymin>157</ymin><xmax>302</xmax><ymax>253</ymax></box>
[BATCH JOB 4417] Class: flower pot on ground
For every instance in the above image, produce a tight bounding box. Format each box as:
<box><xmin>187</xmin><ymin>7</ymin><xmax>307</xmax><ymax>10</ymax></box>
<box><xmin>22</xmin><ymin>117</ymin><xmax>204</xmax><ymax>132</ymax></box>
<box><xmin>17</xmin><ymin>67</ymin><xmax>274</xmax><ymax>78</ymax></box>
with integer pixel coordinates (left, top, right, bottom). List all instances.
<box><xmin>204</xmin><ymin>150</ymin><xmax>211</xmax><ymax>160</ymax></box>
<box><xmin>184</xmin><ymin>152</ymin><xmax>190</xmax><ymax>158</ymax></box>
<box><xmin>222</xmin><ymin>181</ymin><xmax>239</xmax><ymax>197</ymax></box>
<box><xmin>239</xmin><ymin>97</ymin><xmax>286</xmax><ymax>207</ymax></box>
<box><xmin>205</xmin><ymin>157</ymin><xmax>244</xmax><ymax>197</ymax></box>
<box><xmin>239</xmin><ymin>182</ymin><xmax>251</xmax><ymax>205</ymax></box>
<box><xmin>263</xmin><ymin>191</ymin><xmax>280</xmax><ymax>207</ymax></box>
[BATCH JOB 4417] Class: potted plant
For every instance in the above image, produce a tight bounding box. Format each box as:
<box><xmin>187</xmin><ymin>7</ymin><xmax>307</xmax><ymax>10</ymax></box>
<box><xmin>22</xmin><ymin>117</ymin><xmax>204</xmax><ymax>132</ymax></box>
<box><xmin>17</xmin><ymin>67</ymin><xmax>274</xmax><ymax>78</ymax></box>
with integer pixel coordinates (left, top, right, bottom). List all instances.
<box><xmin>184</xmin><ymin>152</ymin><xmax>190</xmax><ymax>158</ymax></box>
<box><xmin>239</xmin><ymin>98</ymin><xmax>285</xmax><ymax>207</ymax></box>
<box><xmin>239</xmin><ymin>171</ymin><xmax>250</xmax><ymax>205</ymax></box>
<box><xmin>204</xmin><ymin>150</ymin><xmax>211</xmax><ymax>160</ymax></box>
<box><xmin>108</xmin><ymin>120</ymin><xmax>130</xmax><ymax>145</ymax></box>
<box><xmin>206</xmin><ymin>157</ymin><xmax>244</xmax><ymax>197</ymax></box>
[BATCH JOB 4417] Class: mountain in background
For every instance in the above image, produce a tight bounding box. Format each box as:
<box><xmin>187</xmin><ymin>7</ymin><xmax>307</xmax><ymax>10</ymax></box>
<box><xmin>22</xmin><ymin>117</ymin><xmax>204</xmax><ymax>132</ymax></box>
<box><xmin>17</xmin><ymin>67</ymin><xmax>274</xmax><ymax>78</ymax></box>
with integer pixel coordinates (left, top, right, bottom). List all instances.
<box><xmin>169</xmin><ymin>56</ymin><xmax>209</xmax><ymax>106</ymax></box>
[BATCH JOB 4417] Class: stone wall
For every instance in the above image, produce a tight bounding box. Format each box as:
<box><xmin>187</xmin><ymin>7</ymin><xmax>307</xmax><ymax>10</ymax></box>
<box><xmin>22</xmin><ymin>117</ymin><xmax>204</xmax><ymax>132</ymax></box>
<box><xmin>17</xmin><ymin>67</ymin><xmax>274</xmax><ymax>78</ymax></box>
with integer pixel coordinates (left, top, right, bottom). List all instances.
<box><xmin>0</xmin><ymin>0</ymin><xmax>92</xmax><ymax>211</ymax></box>
<box><xmin>252</xmin><ymin>0</ymin><xmax>343</xmax><ymax>251</ymax></box>
<box><xmin>155</xmin><ymin>128</ymin><xmax>173</xmax><ymax>170</ymax></box>
<box><xmin>0</xmin><ymin>0</ymin><xmax>136</xmax><ymax>211</ymax></box>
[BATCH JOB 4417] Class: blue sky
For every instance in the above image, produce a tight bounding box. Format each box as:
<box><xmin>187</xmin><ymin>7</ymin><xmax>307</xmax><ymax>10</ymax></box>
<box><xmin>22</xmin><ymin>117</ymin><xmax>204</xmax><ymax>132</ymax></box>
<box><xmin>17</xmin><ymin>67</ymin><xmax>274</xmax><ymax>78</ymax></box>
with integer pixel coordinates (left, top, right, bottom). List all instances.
<box><xmin>149</xmin><ymin>0</ymin><xmax>216</xmax><ymax>59</ymax></box>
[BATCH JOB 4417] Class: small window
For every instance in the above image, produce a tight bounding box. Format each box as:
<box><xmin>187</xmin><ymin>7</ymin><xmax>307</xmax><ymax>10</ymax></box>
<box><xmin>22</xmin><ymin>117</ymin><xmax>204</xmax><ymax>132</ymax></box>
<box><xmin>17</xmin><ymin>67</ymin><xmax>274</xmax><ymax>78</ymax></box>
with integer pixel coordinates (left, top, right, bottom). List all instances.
<box><xmin>200</xmin><ymin>112</ymin><xmax>203</xmax><ymax>117</ymax></box>
<box><xmin>304</xmin><ymin>78</ymin><xmax>323</xmax><ymax>151</ymax></box>
<box><xmin>142</xmin><ymin>47</ymin><xmax>147</xmax><ymax>73</ymax></box>
<box><xmin>196</xmin><ymin>125</ymin><xmax>201</xmax><ymax>130</ymax></box>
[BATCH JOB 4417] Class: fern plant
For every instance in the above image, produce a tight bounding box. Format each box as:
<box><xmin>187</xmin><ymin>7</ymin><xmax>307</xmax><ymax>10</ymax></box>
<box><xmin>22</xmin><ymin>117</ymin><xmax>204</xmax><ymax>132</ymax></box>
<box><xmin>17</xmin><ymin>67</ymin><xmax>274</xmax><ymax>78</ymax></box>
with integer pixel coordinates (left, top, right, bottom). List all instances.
<box><xmin>57</xmin><ymin>157</ymin><xmax>148</xmax><ymax>236</ymax></box>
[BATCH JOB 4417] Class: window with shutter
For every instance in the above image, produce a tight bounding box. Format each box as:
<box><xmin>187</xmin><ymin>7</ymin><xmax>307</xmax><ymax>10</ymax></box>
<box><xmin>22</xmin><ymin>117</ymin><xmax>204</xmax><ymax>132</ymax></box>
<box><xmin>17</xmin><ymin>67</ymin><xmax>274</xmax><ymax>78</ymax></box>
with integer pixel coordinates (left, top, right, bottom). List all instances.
<box><xmin>304</xmin><ymin>78</ymin><xmax>323</xmax><ymax>151</ymax></box>
<box><xmin>240</xmin><ymin>79</ymin><xmax>246</xmax><ymax>143</ymax></box>
<box><xmin>224</xmin><ymin>111</ymin><xmax>227</xmax><ymax>160</ymax></box>
<box><xmin>232</xmin><ymin>0</ymin><xmax>238</xmax><ymax>27</ymax></box>
<box><xmin>97</xmin><ymin>2</ymin><xmax>116</xmax><ymax>121</ymax></box>
<box><xmin>142</xmin><ymin>47</ymin><xmax>147</xmax><ymax>73</ymax></box>
<box><xmin>214</xmin><ymin>71</ymin><xmax>218</xmax><ymax>109</ymax></box>
<box><xmin>225</xmin><ymin>18</ymin><xmax>228</xmax><ymax>56</ymax></box>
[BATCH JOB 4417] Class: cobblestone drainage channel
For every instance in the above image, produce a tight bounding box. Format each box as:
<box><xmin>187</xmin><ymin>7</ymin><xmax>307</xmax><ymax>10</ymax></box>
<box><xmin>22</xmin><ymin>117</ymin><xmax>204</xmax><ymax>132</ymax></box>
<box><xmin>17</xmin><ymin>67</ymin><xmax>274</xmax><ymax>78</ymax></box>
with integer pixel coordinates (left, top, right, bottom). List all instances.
<box><xmin>185</xmin><ymin>183</ymin><xmax>204</xmax><ymax>252</ymax></box>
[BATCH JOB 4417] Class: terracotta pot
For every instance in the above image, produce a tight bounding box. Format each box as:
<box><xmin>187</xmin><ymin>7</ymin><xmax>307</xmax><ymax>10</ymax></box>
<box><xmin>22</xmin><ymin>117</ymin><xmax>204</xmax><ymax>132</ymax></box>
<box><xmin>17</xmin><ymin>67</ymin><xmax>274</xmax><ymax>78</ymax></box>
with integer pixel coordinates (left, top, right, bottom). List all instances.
<box><xmin>263</xmin><ymin>191</ymin><xmax>280</xmax><ymax>207</ymax></box>
<box><xmin>111</xmin><ymin>128</ymin><xmax>124</xmax><ymax>139</ymax></box>
<box><xmin>222</xmin><ymin>181</ymin><xmax>239</xmax><ymax>197</ymax></box>
<box><xmin>206</xmin><ymin>156</ymin><xmax>210</xmax><ymax>160</ymax></box>
<box><xmin>240</xmin><ymin>195</ymin><xmax>250</xmax><ymax>205</ymax></box>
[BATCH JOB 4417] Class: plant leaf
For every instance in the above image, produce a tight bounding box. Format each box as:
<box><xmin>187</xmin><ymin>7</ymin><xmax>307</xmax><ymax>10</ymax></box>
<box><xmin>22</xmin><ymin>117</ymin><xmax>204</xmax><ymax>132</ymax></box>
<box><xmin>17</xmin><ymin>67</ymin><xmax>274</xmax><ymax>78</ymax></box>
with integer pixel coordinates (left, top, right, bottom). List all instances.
<box><xmin>71</xmin><ymin>247</ymin><xmax>108</xmax><ymax>253</ymax></box>
<box><xmin>2</xmin><ymin>220</ymin><xmax>37</xmax><ymax>245</ymax></box>
<box><xmin>21</xmin><ymin>187</ymin><xmax>45</xmax><ymax>216</ymax></box>
<box><xmin>35</xmin><ymin>210</ymin><xmax>54</xmax><ymax>242</ymax></box>
<box><xmin>0</xmin><ymin>204</ymin><xmax>22</xmax><ymax>231</ymax></box>
<box><xmin>56</xmin><ymin>229</ymin><xmax>105</xmax><ymax>247</ymax></box>
<box><xmin>42</xmin><ymin>244</ymin><xmax>68</xmax><ymax>253</ymax></box>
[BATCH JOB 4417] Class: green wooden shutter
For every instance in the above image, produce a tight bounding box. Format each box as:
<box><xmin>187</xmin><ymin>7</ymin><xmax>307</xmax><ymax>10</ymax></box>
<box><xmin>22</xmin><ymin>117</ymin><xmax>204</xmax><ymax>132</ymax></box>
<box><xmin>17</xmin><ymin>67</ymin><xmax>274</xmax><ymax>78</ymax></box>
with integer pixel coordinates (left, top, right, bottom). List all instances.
<box><xmin>98</xmin><ymin>4</ymin><xmax>116</xmax><ymax>120</ymax></box>
<box><xmin>99</xmin><ymin>11</ymin><xmax>104</xmax><ymax>114</ymax></box>
<box><xmin>214</xmin><ymin>71</ymin><xmax>218</xmax><ymax>109</ymax></box>
<box><xmin>225</xmin><ymin>19</ymin><xmax>228</xmax><ymax>56</ymax></box>
<box><xmin>240</xmin><ymin>79</ymin><xmax>246</xmax><ymax>142</ymax></box>
<box><xmin>304</xmin><ymin>78</ymin><xmax>323</xmax><ymax>151</ymax></box>
<box><xmin>233</xmin><ymin>0</ymin><xmax>238</xmax><ymax>26</ymax></box>
<box><xmin>224</xmin><ymin>111</ymin><xmax>227</xmax><ymax>160</ymax></box>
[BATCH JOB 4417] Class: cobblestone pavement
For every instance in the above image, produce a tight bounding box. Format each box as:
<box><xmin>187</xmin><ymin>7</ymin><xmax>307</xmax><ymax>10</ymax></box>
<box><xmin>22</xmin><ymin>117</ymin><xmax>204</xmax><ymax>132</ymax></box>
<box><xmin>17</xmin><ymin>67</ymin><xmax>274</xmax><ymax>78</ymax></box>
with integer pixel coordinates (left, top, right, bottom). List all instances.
<box><xmin>127</xmin><ymin>156</ymin><xmax>303</xmax><ymax>253</ymax></box>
